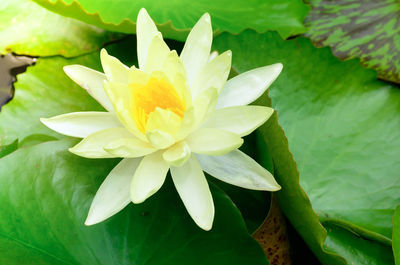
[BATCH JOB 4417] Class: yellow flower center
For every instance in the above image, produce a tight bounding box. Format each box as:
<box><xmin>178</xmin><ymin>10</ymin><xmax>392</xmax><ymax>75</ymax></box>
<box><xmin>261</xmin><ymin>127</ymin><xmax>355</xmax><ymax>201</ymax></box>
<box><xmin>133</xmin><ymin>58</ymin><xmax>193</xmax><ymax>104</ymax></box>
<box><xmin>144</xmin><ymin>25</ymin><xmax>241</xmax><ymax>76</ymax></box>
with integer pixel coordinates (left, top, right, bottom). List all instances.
<box><xmin>130</xmin><ymin>76</ymin><xmax>185</xmax><ymax>133</ymax></box>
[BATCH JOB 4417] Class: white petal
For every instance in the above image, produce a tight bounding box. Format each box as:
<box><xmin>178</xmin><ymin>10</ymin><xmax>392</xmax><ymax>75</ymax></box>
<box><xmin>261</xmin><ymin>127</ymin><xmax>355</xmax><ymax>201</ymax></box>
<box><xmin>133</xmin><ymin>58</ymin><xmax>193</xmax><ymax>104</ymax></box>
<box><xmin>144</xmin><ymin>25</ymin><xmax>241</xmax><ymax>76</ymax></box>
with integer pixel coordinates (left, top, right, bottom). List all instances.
<box><xmin>193</xmin><ymin>87</ymin><xmax>218</xmax><ymax>128</ymax></box>
<box><xmin>69</xmin><ymin>127</ymin><xmax>135</xmax><ymax>158</ymax></box>
<box><xmin>100</xmin><ymin>49</ymin><xmax>129</xmax><ymax>83</ymax></box>
<box><xmin>40</xmin><ymin>112</ymin><xmax>120</xmax><ymax>138</ymax></box>
<box><xmin>217</xmin><ymin>63</ymin><xmax>283</xmax><ymax>109</ymax></box>
<box><xmin>104</xmin><ymin>138</ymin><xmax>156</xmax><ymax>158</ymax></box>
<box><xmin>171</xmin><ymin>156</ymin><xmax>214</xmax><ymax>230</ymax></box>
<box><xmin>176</xmin><ymin>107</ymin><xmax>196</xmax><ymax>141</ymax></box>
<box><xmin>191</xmin><ymin>51</ymin><xmax>232</xmax><ymax>99</ymax></box>
<box><xmin>202</xmin><ymin>106</ymin><xmax>274</xmax><ymax>137</ymax></box>
<box><xmin>146</xmin><ymin>129</ymin><xmax>175</xmax><ymax>149</ymax></box>
<box><xmin>186</xmin><ymin>128</ymin><xmax>243</xmax><ymax>156</ymax></box>
<box><xmin>172</xmin><ymin>72</ymin><xmax>192</xmax><ymax>108</ymax></box>
<box><xmin>137</xmin><ymin>8</ymin><xmax>159</xmax><ymax>70</ymax></box>
<box><xmin>180</xmin><ymin>13</ymin><xmax>212</xmax><ymax>87</ymax></box>
<box><xmin>131</xmin><ymin>151</ymin><xmax>169</xmax><ymax>203</ymax></box>
<box><xmin>162</xmin><ymin>50</ymin><xmax>187</xmax><ymax>86</ymax></box>
<box><xmin>163</xmin><ymin>141</ymin><xmax>191</xmax><ymax>167</ymax></box>
<box><xmin>145</xmin><ymin>33</ymin><xmax>170</xmax><ymax>73</ymax></box>
<box><xmin>63</xmin><ymin>65</ymin><xmax>114</xmax><ymax>112</ymax></box>
<box><xmin>85</xmin><ymin>158</ymin><xmax>140</xmax><ymax>225</ymax></box>
<box><xmin>196</xmin><ymin>150</ymin><xmax>281</xmax><ymax>191</ymax></box>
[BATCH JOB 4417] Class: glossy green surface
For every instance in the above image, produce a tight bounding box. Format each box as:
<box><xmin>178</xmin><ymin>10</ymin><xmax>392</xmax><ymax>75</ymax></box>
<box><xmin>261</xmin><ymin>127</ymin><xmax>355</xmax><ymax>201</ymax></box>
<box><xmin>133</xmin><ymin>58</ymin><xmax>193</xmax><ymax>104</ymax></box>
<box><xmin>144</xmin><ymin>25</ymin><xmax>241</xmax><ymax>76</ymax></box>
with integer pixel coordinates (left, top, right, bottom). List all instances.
<box><xmin>33</xmin><ymin>0</ymin><xmax>309</xmax><ymax>40</ymax></box>
<box><xmin>0</xmin><ymin>138</ymin><xmax>268</xmax><ymax>265</ymax></box>
<box><xmin>0</xmin><ymin>0</ymin><xmax>120</xmax><ymax>57</ymax></box>
<box><xmin>213</xmin><ymin>30</ymin><xmax>400</xmax><ymax>264</ymax></box>
<box><xmin>324</xmin><ymin>223</ymin><xmax>394</xmax><ymax>265</ymax></box>
<box><xmin>304</xmin><ymin>0</ymin><xmax>400</xmax><ymax>84</ymax></box>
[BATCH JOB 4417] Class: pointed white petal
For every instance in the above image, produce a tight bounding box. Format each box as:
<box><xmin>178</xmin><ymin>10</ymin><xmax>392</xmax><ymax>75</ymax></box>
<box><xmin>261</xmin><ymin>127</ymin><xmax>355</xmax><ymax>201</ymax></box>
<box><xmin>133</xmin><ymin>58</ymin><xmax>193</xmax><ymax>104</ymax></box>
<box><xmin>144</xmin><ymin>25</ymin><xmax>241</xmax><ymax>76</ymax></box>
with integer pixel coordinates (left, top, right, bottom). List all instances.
<box><xmin>180</xmin><ymin>13</ymin><xmax>212</xmax><ymax>87</ymax></box>
<box><xmin>162</xmin><ymin>50</ymin><xmax>187</xmax><ymax>88</ymax></box>
<box><xmin>40</xmin><ymin>112</ymin><xmax>120</xmax><ymax>138</ymax></box>
<box><xmin>196</xmin><ymin>150</ymin><xmax>281</xmax><ymax>191</ymax></box>
<box><xmin>131</xmin><ymin>151</ymin><xmax>169</xmax><ymax>203</ymax></box>
<box><xmin>186</xmin><ymin>128</ymin><xmax>243</xmax><ymax>156</ymax></box>
<box><xmin>69</xmin><ymin>127</ymin><xmax>135</xmax><ymax>158</ymax></box>
<box><xmin>128</xmin><ymin>65</ymin><xmax>150</xmax><ymax>84</ymax></box>
<box><xmin>145</xmin><ymin>33</ymin><xmax>171</xmax><ymax>73</ymax></box>
<box><xmin>171</xmin><ymin>156</ymin><xmax>214</xmax><ymax>230</ymax></box>
<box><xmin>137</xmin><ymin>8</ymin><xmax>159</xmax><ymax>70</ymax></box>
<box><xmin>202</xmin><ymin>106</ymin><xmax>274</xmax><ymax>137</ymax></box>
<box><xmin>85</xmin><ymin>158</ymin><xmax>140</xmax><ymax>225</ymax></box>
<box><xmin>100</xmin><ymin>49</ymin><xmax>129</xmax><ymax>83</ymax></box>
<box><xmin>217</xmin><ymin>63</ymin><xmax>283</xmax><ymax>109</ymax></box>
<box><xmin>104</xmin><ymin>138</ymin><xmax>156</xmax><ymax>158</ymax></box>
<box><xmin>63</xmin><ymin>65</ymin><xmax>114</xmax><ymax>112</ymax></box>
<box><xmin>163</xmin><ymin>141</ymin><xmax>191</xmax><ymax>167</ymax></box>
<box><xmin>191</xmin><ymin>51</ymin><xmax>232</xmax><ymax>99</ymax></box>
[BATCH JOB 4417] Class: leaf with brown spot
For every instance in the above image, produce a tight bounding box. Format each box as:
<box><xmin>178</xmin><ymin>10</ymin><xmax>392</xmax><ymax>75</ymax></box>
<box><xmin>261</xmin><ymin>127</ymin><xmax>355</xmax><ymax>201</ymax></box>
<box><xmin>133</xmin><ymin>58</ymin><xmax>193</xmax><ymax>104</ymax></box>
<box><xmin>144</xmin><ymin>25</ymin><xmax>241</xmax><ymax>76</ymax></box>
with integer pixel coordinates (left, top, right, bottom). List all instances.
<box><xmin>253</xmin><ymin>195</ymin><xmax>291</xmax><ymax>265</ymax></box>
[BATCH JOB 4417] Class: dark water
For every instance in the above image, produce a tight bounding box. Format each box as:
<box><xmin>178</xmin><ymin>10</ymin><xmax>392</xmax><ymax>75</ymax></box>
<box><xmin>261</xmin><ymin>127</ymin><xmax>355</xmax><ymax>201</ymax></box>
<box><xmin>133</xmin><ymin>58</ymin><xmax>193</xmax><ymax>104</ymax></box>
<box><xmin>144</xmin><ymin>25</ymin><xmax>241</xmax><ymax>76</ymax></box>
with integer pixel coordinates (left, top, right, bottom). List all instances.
<box><xmin>0</xmin><ymin>54</ymin><xmax>35</xmax><ymax>110</ymax></box>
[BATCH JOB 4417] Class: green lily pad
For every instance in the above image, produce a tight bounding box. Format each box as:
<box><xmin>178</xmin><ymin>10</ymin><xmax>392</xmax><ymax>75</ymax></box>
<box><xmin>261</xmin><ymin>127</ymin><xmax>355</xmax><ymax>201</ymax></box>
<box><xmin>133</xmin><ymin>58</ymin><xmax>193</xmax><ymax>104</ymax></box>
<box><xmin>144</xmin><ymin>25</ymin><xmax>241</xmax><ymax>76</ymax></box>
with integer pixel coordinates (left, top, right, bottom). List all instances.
<box><xmin>304</xmin><ymin>0</ymin><xmax>400</xmax><ymax>84</ymax></box>
<box><xmin>0</xmin><ymin>0</ymin><xmax>121</xmax><ymax>57</ymax></box>
<box><xmin>32</xmin><ymin>0</ymin><xmax>309</xmax><ymax>41</ymax></box>
<box><xmin>324</xmin><ymin>223</ymin><xmax>394</xmax><ymax>265</ymax></box>
<box><xmin>213</xmin><ymin>30</ymin><xmax>400</xmax><ymax>263</ymax></box>
<box><xmin>0</xmin><ymin>138</ymin><xmax>268</xmax><ymax>265</ymax></box>
<box><xmin>393</xmin><ymin>205</ymin><xmax>400</xmax><ymax>264</ymax></box>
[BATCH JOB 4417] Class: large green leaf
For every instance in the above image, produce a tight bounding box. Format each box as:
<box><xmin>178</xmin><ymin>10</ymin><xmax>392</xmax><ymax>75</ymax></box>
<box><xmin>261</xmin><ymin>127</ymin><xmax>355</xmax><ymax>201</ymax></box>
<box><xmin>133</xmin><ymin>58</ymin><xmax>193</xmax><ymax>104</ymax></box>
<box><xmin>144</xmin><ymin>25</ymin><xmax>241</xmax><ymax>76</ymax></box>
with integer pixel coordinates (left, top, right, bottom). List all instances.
<box><xmin>304</xmin><ymin>0</ymin><xmax>400</xmax><ymax>84</ymax></box>
<box><xmin>0</xmin><ymin>0</ymin><xmax>121</xmax><ymax>57</ymax></box>
<box><xmin>324</xmin><ymin>223</ymin><xmax>394</xmax><ymax>265</ymax></box>
<box><xmin>393</xmin><ymin>205</ymin><xmax>400</xmax><ymax>264</ymax></box>
<box><xmin>0</xmin><ymin>138</ymin><xmax>268</xmax><ymax>265</ymax></box>
<box><xmin>213</xmin><ymin>30</ymin><xmax>400</xmax><ymax>264</ymax></box>
<box><xmin>32</xmin><ymin>0</ymin><xmax>309</xmax><ymax>40</ymax></box>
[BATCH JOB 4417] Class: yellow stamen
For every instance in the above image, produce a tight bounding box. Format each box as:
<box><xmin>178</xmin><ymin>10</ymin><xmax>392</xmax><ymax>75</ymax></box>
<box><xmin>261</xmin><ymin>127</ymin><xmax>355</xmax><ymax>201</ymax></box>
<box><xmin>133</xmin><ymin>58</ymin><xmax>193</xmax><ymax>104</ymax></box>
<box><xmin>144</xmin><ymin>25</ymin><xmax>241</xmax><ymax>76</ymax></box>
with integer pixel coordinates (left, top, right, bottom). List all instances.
<box><xmin>131</xmin><ymin>76</ymin><xmax>185</xmax><ymax>133</ymax></box>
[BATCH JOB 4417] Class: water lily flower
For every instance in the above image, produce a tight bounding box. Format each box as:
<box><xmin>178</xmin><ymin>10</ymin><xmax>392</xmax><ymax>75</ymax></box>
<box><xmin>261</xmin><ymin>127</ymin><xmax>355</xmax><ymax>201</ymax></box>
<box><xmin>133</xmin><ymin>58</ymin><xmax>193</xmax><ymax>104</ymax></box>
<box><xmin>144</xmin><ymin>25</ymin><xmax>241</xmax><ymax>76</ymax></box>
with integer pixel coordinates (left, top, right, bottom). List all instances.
<box><xmin>41</xmin><ymin>8</ymin><xmax>282</xmax><ymax>231</ymax></box>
